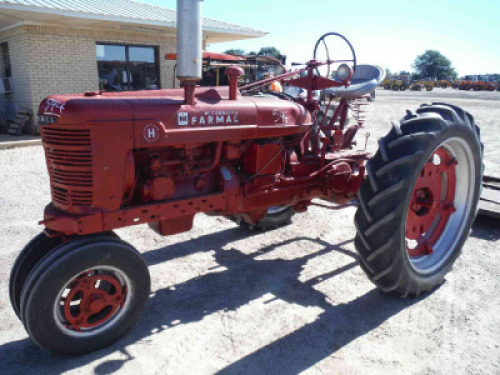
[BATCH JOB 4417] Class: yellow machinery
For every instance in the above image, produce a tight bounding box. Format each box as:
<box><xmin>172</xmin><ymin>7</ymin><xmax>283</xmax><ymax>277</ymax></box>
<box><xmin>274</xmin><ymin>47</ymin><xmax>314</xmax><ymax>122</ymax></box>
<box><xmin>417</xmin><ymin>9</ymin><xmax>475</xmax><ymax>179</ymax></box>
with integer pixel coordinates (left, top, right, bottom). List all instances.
<box><xmin>410</xmin><ymin>79</ymin><xmax>434</xmax><ymax>91</ymax></box>
<box><xmin>435</xmin><ymin>79</ymin><xmax>453</xmax><ymax>88</ymax></box>
<box><xmin>472</xmin><ymin>75</ymin><xmax>497</xmax><ymax>91</ymax></box>
<box><xmin>381</xmin><ymin>75</ymin><xmax>412</xmax><ymax>91</ymax></box>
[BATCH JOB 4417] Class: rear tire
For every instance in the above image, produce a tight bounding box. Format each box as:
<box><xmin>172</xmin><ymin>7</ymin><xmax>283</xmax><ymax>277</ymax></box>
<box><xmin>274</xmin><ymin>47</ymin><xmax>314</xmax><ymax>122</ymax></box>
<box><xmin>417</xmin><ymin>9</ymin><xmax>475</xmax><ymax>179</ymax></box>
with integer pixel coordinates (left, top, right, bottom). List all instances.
<box><xmin>384</xmin><ymin>84</ymin><xmax>390</xmax><ymax>90</ymax></box>
<box><xmin>232</xmin><ymin>206</ymin><xmax>295</xmax><ymax>230</ymax></box>
<box><xmin>367</xmin><ymin>90</ymin><xmax>376</xmax><ymax>101</ymax></box>
<box><xmin>19</xmin><ymin>234</ymin><xmax>149</xmax><ymax>355</ymax></box>
<box><xmin>354</xmin><ymin>103</ymin><xmax>483</xmax><ymax>297</ymax></box>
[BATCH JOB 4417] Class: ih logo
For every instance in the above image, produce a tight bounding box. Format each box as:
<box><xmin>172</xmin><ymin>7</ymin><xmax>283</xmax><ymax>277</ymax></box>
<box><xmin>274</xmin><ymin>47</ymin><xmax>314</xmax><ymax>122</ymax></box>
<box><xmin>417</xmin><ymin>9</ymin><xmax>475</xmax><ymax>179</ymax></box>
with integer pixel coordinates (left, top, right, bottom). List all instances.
<box><xmin>177</xmin><ymin>112</ymin><xmax>188</xmax><ymax>126</ymax></box>
<box><xmin>143</xmin><ymin>124</ymin><xmax>160</xmax><ymax>142</ymax></box>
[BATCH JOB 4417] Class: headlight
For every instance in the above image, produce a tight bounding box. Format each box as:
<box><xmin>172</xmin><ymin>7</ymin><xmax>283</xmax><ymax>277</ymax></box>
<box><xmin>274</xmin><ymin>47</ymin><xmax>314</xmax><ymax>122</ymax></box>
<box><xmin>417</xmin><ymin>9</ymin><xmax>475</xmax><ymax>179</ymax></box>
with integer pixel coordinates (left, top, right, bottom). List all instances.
<box><xmin>337</xmin><ymin>64</ymin><xmax>353</xmax><ymax>82</ymax></box>
<box><xmin>38</xmin><ymin>115</ymin><xmax>58</xmax><ymax>125</ymax></box>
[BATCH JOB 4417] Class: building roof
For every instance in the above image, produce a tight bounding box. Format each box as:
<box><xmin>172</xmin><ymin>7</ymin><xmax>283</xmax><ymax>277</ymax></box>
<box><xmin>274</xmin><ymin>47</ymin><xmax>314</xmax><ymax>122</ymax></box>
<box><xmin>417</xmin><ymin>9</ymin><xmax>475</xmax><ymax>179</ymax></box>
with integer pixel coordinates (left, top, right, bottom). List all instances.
<box><xmin>0</xmin><ymin>0</ymin><xmax>267</xmax><ymax>42</ymax></box>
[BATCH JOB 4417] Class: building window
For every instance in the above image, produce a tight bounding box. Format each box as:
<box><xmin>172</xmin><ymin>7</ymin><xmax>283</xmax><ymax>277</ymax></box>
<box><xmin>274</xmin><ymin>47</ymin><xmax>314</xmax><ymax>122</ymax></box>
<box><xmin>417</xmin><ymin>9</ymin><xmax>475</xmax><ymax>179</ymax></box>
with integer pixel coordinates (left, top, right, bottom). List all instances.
<box><xmin>1</xmin><ymin>43</ymin><xmax>11</xmax><ymax>77</ymax></box>
<box><xmin>96</xmin><ymin>44</ymin><xmax>160</xmax><ymax>91</ymax></box>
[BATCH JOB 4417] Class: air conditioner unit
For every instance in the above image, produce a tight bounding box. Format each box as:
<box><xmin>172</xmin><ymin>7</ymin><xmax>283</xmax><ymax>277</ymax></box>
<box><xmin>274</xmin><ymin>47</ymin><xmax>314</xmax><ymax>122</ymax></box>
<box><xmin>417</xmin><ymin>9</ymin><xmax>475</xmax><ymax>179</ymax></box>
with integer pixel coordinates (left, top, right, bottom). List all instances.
<box><xmin>0</xmin><ymin>77</ymin><xmax>13</xmax><ymax>94</ymax></box>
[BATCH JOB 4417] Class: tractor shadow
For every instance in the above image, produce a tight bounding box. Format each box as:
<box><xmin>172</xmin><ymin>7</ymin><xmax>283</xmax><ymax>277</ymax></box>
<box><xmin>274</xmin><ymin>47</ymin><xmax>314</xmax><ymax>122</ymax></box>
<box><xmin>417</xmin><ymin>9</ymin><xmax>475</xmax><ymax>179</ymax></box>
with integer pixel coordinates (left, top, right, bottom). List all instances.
<box><xmin>0</xmin><ymin>226</ymin><xmax>434</xmax><ymax>374</ymax></box>
<box><xmin>471</xmin><ymin>215</ymin><xmax>500</xmax><ymax>241</ymax></box>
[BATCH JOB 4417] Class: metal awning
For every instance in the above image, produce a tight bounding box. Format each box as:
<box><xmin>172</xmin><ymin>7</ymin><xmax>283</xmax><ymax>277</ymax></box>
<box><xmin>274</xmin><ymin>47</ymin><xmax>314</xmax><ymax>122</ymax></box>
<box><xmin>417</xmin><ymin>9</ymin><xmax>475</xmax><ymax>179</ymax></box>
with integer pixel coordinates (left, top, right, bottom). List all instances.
<box><xmin>0</xmin><ymin>1</ymin><xmax>267</xmax><ymax>43</ymax></box>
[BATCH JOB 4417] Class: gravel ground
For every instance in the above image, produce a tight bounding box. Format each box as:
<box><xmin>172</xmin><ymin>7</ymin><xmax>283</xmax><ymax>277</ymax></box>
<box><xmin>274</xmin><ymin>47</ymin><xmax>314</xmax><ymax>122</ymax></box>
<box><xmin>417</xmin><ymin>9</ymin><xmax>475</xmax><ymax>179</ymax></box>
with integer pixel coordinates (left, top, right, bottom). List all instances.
<box><xmin>0</xmin><ymin>89</ymin><xmax>498</xmax><ymax>374</ymax></box>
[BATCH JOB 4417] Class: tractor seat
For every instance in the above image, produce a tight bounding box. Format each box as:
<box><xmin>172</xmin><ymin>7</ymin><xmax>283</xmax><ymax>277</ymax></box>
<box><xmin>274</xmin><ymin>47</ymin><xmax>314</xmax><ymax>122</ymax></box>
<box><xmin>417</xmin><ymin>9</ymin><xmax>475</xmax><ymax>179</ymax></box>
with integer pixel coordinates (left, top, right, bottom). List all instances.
<box><xmin>324</xmin><ymin>64</ymin><xmax>385</xmax><ymax>99</ymax></box>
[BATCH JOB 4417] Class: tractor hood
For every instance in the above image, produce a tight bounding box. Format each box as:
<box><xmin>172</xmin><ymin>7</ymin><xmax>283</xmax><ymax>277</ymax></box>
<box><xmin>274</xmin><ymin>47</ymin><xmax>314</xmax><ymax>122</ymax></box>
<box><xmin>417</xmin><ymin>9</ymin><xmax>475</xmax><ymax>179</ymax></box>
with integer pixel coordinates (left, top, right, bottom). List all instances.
<box><xmin>39</xmin><ymin>87</ymin><xmax>312</xmax><ymax>147</ymax></box>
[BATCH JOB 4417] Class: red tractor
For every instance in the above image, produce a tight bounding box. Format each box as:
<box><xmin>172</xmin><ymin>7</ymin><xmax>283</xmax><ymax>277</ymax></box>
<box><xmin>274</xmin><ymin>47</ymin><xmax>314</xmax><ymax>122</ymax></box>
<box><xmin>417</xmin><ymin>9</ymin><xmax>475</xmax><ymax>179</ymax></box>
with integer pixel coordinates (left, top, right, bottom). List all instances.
<box><xmin>10</xmin><ymin>0</ymin><xmax>483</xmax><ymax>355</ymax></box>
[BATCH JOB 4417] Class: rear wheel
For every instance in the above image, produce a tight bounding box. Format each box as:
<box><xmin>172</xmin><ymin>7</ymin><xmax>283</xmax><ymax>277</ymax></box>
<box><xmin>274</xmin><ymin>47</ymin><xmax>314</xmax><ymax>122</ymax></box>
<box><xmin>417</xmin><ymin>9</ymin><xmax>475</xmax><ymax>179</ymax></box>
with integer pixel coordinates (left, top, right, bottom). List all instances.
<box><xmin>232</xmin><ymin>206</ymin><xmax>295</xmax><ymax>230</ymax></box>
<box><xmin>367</xmin><ymin>90</ymin><xmax>376</xmax><ymax>101</ymax></box>
<box><xmin>426</xmin><ymin>85</ymin><xmax>433</xmax><ymax>91</ymax></box>
<box><xmin>474</xmin><ymin>85</ymin><xmax>482</xmax><ymax>91</ymax></box>
<box><xmin>19</xmin><ymin>234</ymin><xmax>149</xmax><ymax>355</ymax></box>
<box><xmin>354</xmin><ymin>103</ymin><xmax>483</xmax><ymax>296</ymax></box>
<box><xmin>384</xmin><ymin>84</ymin><xmax>390</xmax><ymax>90</ymax></box>
<box><xmin>392</xmin><ymin>85</ymin><xmax>399</xmax><ymax>91</ymax></box>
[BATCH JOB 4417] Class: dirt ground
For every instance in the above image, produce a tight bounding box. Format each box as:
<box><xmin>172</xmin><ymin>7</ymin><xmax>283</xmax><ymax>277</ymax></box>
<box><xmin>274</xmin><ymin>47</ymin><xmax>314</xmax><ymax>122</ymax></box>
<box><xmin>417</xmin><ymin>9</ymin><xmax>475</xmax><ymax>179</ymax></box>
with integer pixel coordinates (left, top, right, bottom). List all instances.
<box><xmin>0</xmin><ymin>89</ymin><xmax>498</xmax><ymax>374</ymax></box>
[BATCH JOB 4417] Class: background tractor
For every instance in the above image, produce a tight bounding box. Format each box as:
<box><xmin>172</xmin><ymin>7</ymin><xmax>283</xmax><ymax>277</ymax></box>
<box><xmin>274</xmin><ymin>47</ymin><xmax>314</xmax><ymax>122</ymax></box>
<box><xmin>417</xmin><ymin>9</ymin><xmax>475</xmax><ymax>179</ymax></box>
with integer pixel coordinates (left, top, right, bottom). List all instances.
<box><xmin>472</xmin><ymin>75</ymin><xmax>497</xmax><ymax>91</ymax></box>
<box><xmin>458</xmin><ymin>75</ymin><xmax>475</xmax><ymax>90</ymax></box>
<box><xmin>9</xmin><ymin>0</ymin><xmax>484</xmax><ymax>356</ymax></box>
<box><xmin>382</xmin><ymin>75</ymin><xmax>412</xmax><ymax>91</ymax></box>
<box><xmin>435</xmin><ymin>78</ymin><xmax>453</xmax><ymax>88</ymax></box>
<box><xmin>410</xmin><ymin>78</ymin><xmax>434</xmax><ymax>91</ymax></box>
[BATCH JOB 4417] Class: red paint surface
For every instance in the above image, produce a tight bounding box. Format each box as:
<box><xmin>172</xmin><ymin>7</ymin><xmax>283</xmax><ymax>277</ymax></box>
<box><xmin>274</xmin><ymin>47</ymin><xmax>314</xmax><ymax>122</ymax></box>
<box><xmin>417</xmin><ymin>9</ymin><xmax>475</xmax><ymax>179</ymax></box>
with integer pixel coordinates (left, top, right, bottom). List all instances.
<box><xmin>39</xmin><ymin>61</ymin><xmax>369</xmax><ymax>237</ymax></box>
<box><xmin>406</xmin><ymin>148</ymin><xmax>457</xmax><ymax>257</ymax></box>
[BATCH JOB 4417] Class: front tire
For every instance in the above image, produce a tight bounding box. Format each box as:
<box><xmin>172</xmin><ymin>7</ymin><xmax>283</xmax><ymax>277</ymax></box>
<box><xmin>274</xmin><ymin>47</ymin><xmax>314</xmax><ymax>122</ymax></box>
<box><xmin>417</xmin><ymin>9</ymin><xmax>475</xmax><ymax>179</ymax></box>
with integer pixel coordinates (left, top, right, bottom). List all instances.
<box><xmin>354</xmin><ymin>103</ymin><xmax>483</xmax><ymax>296</ymax></box>
<box><xmin>9</xmin><ymin>232</ymin><xmax>63</xmax><ymax>318</ymax></box>
<box><xmin>19</xmin><ymin>234</ymin><xmax>150</xmax><ymax>355</ymax></box>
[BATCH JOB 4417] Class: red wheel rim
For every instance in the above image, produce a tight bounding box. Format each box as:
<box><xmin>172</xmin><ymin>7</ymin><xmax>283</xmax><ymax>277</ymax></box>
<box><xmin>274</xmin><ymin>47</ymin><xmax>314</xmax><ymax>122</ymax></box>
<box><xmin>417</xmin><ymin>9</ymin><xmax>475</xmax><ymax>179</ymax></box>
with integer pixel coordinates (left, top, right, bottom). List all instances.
<box><xmin>406</xmin><ymin>147</ymin><xmax>457</xmax><ymax>258</ymax></box>
<box><xmin>61</xmin><ymin>269</ymin><xmax>127</xmax><ymax>332</ymax></box>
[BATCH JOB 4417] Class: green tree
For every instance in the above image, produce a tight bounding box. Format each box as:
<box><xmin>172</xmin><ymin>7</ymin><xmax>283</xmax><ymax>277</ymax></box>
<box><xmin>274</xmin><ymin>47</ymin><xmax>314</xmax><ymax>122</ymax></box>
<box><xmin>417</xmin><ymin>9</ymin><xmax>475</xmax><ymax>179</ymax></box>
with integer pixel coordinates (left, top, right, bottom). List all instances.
<box><xmin>257</xmin><ymin>47</ymin><xmax>282</xmax><ymax>59</ymax></box>
<box><xmin>223</xmin><ymin>48</ymin><xmax>245</xmax><ymax>56</ymax></box>
<box><xmin>399</xmin><ymin>70</ymin><xmax>411</xmax><ymax>76</ymax></box>
<box><xmin>412</xmin><ymin>50</ymin><xmax>457</xmax><ymax>80</ymax></box>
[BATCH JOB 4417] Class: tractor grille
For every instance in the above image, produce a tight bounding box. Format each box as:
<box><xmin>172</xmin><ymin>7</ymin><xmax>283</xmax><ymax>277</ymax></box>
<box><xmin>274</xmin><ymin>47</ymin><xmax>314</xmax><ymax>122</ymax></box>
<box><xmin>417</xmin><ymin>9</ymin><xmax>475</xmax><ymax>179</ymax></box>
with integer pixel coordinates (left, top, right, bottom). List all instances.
<box><xmin>42</xmin><ymin>127</ymin><xmax>93</xmax><ymax>207</ymax></box>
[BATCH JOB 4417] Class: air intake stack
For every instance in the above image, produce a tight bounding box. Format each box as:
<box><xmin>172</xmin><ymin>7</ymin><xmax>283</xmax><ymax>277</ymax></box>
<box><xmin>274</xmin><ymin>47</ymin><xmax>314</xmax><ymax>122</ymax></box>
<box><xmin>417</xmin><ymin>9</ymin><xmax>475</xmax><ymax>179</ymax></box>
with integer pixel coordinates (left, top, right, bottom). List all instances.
<box><xmin>176</xmin><ymin>0</ymin><xmax>203</xmax><ymax>104</ymax></box>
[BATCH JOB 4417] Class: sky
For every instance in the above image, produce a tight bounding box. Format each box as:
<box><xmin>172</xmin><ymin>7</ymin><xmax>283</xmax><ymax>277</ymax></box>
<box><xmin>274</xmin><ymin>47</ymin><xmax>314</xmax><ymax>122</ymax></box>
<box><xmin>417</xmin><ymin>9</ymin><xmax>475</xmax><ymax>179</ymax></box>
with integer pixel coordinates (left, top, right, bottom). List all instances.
<box><xmin>142</xmin><ymin>0</ymin><xmax>499</xmax><ymax>76</ymax></box>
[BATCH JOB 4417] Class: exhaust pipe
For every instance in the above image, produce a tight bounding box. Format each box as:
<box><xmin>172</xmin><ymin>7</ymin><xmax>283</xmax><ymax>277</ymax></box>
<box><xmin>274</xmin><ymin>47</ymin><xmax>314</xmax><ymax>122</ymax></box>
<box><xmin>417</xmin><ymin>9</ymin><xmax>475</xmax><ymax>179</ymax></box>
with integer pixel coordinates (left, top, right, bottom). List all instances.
<box><xmin>177</xmin><ymin>0</ymin><xmax>202</xmax><ymax>104</ymax></box>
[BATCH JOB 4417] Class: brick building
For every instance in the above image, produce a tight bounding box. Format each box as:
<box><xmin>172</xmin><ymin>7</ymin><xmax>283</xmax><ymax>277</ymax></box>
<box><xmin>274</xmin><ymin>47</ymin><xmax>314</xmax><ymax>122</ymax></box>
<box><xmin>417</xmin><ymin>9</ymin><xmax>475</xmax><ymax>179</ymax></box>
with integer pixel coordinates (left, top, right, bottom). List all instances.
<box><xmin>0</xmin><ymin>0</ymin><xmax>265</xmax><ymax>133</ymax></box>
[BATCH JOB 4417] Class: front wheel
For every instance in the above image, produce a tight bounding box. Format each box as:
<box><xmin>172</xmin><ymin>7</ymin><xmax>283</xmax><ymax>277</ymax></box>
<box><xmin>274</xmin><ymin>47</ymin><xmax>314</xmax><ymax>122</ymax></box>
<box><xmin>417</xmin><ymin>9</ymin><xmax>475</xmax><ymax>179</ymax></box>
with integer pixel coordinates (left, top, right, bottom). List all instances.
<box><xmin>354</xmin><ymin>103</ymin><xmax>483</xmax><ymax>296</ymax></box>
<box><xmin>9</xmin><ymin>232</ymin><xmax>63</xmax><ymax>318</ymax></box>
<box><xmin>19</xmin><ymin>234</ymin><xmax>150</xmax><ymax>355</ymax></box>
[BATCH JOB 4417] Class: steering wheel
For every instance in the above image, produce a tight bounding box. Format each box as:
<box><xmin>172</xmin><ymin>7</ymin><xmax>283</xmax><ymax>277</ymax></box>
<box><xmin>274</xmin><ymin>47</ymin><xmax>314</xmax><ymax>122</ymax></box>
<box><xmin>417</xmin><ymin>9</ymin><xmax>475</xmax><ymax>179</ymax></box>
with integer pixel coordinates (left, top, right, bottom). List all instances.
<box><xmin>313</xmin><ymin>32</ymin><xmax>357</xmax><ymax>79</ymax></box>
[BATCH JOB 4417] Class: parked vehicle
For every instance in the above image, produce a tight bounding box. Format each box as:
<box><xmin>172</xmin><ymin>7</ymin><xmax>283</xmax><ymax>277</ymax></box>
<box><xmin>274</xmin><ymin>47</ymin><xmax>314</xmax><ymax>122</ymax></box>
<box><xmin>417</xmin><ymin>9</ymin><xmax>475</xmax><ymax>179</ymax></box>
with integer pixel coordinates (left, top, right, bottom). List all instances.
<box><xmin>458</xmin><ymin>75</ymin><xmax>475</xmax><ymax>90</ymax></box>
<box><xmin>472</xmin><ymin>75</ymin><xmax>497</xmax><ymax>91</ymax></box>
<box><xmin>410</xmin><ymin>79</ymin><xmax>434</xmax><ymax>91</ymax></box>
<box><xmin>435</xmin><ymin>78</ymin><xmax>453</xmax><ymax>88</ymax></box>
<box><xmin>382</xmin><ymin>75</ymin><xmax>411</xmax><ymax>90</ymax></box>
<box><xmin>10</xmin><ymin>1</ymin><xmax>483</xmax><ymax>356</ymax></box>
